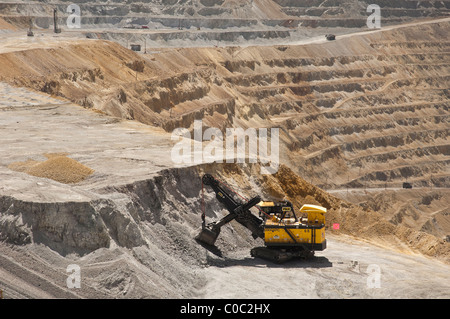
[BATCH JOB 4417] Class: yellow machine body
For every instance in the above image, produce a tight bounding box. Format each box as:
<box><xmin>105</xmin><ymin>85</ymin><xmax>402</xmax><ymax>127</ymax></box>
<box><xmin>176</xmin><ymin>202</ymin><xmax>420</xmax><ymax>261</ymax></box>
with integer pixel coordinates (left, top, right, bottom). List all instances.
<box><xmin>300</xmin><ymin>204</ymin><xmax>326</xmax><ymax>225</ymax></box>
<box><xmin>264</xmin><ymin>222</ymin><xmax>326</xmax><ymax>247</ymax></box>
<box><xmin>259</xmin><ymin>202</ymin><xmax>327</xmax><ymax>251</ymax></box>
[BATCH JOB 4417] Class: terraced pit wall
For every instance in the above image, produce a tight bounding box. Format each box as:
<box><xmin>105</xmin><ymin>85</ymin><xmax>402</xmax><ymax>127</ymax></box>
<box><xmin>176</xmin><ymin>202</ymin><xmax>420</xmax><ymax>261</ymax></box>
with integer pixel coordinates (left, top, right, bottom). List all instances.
<box><xmin>0</xmin><ymin>19</ymin><xmax>448</xmax><ymax>190</ymax></box>
<box><xmin>1</xmin><ymin>0</ymin><xmax>449</xmax><ymax>46</ymax></box>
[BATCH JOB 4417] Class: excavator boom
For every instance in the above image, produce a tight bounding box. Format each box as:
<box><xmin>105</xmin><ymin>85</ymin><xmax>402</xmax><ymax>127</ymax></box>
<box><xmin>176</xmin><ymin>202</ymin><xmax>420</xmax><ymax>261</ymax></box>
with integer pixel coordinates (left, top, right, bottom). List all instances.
<box><xmin>196</xmin><ymin>174</ymin><xmax>264</xmax><ymax>246</ymax></box>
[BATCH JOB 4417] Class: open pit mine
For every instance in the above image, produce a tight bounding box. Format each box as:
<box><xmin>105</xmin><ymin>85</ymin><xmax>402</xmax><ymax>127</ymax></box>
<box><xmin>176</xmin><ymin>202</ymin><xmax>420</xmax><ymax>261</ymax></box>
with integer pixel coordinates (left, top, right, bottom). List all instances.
<box><xmin>0</xmin><ymin>0</ymin><xmax>449</xmax><ymax>300</ymax></box>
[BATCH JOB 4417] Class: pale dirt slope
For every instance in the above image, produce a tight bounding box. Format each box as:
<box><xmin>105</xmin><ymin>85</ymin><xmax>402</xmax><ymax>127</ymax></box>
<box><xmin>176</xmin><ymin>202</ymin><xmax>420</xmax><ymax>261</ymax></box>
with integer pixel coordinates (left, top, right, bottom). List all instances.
<box><xmin>0</xmin><ymin>81</ymin><xmax>448</xmax><ymax>298</ymax></box>
<box><xmin>0</xmin><ymin>11</ymin><xmax>449</xmax><ymax>298</ymax></box>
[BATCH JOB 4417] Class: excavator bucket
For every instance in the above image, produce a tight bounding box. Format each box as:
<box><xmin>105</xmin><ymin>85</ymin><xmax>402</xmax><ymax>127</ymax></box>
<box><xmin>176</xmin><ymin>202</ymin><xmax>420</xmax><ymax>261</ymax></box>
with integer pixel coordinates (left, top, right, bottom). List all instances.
<box><xmin>195</xmin><ymin>227</ymin><xmax>220</xmax><ymax>246</ymax></box>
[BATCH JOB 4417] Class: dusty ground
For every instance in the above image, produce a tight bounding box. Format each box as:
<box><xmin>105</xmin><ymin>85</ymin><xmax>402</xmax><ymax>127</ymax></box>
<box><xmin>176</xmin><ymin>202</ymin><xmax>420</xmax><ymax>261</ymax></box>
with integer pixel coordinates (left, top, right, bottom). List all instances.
<box><xmin>0</xmin><ymin>82</ymin><xmax>176</xmax><ymax>191</ymax></box>
<box><xmin>0</xmin><ymin>77</ymin><xmax>448</xmax><ymax>299</ymax></box>
<box><xmin>201</xmin><ymin>234</ymin><xmax>450</xmax><ymax>299</ymax></box>
<box><xmin>1</xmin><ymin>233</ymin><xmax>449</xmax><ymax>299</ymax></box>
<box><xmin>0</xmin><ymin>7</ymin><xmax>449</xmax><ymax>299</ymax></box>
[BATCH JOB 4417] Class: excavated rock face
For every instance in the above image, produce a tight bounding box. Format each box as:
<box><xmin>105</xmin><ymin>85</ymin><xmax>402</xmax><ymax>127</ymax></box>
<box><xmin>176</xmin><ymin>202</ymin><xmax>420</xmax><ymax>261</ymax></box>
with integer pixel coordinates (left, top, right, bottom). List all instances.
<box><xmin>1</xmin><ymin>164</ymin><xmax>448</xmax><ymax>264</ymax></box>
<box><xmin>0</xmin><ymin>196</ymin><xmax>151</xmax><ymax>255</ymax></box>
<box><xmin>0</xmin><ymin>197</ymin><xmax>110</xmax><ymax>254</ymax></box>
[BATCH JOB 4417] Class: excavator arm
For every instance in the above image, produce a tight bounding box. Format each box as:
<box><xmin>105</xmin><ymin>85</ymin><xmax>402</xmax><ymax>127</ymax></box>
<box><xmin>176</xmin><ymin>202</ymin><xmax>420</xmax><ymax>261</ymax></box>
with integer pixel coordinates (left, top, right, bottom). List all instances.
<box><xmin>196</xmin><ymin>174</ymin><xmax>265</xmax><ymax>246</ymax></box>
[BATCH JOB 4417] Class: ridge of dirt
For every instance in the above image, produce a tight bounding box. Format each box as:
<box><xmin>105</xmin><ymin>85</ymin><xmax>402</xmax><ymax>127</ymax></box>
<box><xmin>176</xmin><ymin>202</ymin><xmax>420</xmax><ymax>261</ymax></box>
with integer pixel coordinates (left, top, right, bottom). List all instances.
<box><xmin>0</xmin><ymin>17</ymin><xmax>17</xmax><ymax>31</ymax></box>
<box><xmin>9</xmin><ymin>154</ymin><xmax>94</xmax><ymax>184</ymax></box>
<box><xmin>260</xmin><ymin>165</ymin><xmax>450</xmax><ymax>263</ymax></box>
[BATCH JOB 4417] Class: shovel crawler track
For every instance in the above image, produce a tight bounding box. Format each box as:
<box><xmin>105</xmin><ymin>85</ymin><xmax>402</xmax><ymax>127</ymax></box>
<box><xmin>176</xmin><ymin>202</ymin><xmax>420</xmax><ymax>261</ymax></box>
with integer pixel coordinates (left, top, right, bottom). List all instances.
<box><xmin>250</xmin><ymin>246</ymin><xmax>315</xmax><ymax>264</ymax></box>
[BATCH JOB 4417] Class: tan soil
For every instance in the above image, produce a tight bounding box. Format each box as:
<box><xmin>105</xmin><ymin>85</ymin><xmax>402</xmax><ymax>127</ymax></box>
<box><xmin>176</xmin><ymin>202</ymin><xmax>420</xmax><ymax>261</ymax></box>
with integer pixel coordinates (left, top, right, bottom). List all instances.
<box><xmin>0</xmin><ymin>10</ymin><xmax>448</xmax><ymax>299</ymax></box>
<box><xmin>9</xmin><ymin>154</ymin><xmax>94</xmax><ymax>184</ymax></box>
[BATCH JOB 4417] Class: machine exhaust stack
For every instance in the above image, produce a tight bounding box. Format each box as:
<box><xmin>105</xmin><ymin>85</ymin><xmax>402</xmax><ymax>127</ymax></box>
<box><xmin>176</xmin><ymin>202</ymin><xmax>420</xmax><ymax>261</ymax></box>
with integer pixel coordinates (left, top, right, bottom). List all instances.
<box><xmin>53</xmin><ymin>8</ymin><xmax>61</xmax><ymax>33</ymax></box>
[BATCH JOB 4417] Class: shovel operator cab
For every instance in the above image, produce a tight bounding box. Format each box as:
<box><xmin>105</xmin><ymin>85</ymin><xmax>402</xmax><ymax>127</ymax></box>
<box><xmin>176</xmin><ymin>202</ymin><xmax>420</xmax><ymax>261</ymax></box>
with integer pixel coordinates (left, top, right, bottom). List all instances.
<box><xmin>196</xmin><ymin>174</ymin><xmax>327</xmax><ymax>263</ymax></box>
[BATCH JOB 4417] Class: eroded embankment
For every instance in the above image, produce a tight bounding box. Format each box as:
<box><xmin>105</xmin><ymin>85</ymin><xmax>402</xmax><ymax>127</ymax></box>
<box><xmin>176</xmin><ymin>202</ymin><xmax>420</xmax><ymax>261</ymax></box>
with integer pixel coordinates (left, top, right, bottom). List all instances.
<box><xmin>1</xmin><ymin>164</ymin><xmax>448</xmax><ymax>293</ymax></box>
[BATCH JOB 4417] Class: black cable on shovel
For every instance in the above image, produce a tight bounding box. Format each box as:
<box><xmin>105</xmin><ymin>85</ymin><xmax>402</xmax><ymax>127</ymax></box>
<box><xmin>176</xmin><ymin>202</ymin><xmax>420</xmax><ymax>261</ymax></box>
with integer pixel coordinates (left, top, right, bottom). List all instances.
<box><xmin>201</xmin><ymin>178</ymin><xmax>206</xmax><ymax>229</ymax></box>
